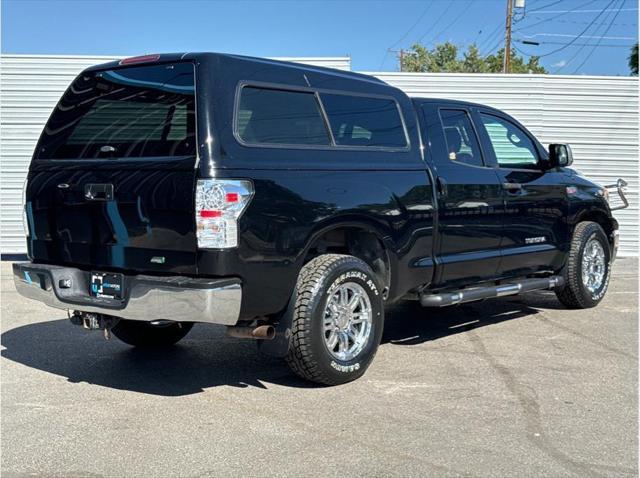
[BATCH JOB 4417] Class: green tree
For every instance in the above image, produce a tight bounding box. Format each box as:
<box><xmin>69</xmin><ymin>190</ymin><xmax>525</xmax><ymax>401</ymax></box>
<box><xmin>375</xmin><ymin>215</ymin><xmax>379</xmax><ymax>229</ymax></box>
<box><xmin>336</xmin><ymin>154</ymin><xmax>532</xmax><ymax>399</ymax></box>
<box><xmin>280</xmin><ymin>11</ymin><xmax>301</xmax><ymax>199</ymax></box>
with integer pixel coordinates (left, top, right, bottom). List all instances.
<box><xmin>485</xmin><ymin>48</ymin><xmax>547</xmax><ymax>74</ymax></box>
<box><xmin>462</xmin><ymin>44</ymin><xmax>488</xmax><ymax>73</ymax></box>
<box><xmin>401</xmin><ymin>43</ymin><xmax>547</xmax><ymax>74</ymax></box>
<box><xmin>402</xmin><ymin>42</ymin><xmax>462</xmax><ymax>73</ymax></box>
<box><xmin>629</xmin><ymin>43</ymin><xmax>638</xmax><ymax>76</ymax></box>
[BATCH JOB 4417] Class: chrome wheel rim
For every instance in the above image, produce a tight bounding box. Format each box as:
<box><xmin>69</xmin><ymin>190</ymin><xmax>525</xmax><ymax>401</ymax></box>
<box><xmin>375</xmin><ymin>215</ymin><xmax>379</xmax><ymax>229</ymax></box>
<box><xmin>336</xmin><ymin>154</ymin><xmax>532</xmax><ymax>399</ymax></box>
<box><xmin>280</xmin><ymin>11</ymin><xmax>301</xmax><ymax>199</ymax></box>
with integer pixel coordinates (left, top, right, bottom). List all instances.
<box><xmin>323</xmin><ymin>282</ymin><xmax>372</xmax><ymax>361</ymax></box>
<box><xmin>582</xmin><ymin>238</ymin><xmax>606</xmax><ymax>294</ymax></box>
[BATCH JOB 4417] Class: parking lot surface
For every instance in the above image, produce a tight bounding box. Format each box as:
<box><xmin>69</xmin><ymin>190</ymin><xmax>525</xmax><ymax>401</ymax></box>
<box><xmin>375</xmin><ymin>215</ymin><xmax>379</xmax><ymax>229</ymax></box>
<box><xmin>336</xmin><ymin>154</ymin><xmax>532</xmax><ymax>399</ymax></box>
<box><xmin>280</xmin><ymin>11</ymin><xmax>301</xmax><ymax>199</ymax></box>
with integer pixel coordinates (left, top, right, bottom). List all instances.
<box><xmin>1</xmin><ymin>259</ymin><xmax>637</xmax><ymax>477</ymax></box>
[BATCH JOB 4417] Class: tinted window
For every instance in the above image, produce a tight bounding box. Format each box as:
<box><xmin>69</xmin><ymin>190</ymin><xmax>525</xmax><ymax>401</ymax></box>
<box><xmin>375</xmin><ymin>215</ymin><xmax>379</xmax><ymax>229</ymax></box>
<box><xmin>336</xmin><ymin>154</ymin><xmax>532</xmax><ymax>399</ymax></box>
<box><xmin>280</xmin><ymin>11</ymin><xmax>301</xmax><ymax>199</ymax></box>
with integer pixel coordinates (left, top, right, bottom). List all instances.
<box><xmin>439</xmin><ymin>109</ymin><xmax>483</xmax><ymax>167</ymax></box>
<box><xmin>320</xmin><ymin>94</ymin><xmax>407</xmax><ymax>148</ymax></box>
<box><xmin>237</xmin><ymin>87</ymin><xmax>330</xmax><ymax>145</ymax></box>
<box><xmin>480</xmin><ymin>113</ymin><xmax>539</xmax><ymax>169</ymax></box>
<box><xmin>36</xmin><ymin>62</ymin><xmax>195</xmax><ymax>159</ymax></box>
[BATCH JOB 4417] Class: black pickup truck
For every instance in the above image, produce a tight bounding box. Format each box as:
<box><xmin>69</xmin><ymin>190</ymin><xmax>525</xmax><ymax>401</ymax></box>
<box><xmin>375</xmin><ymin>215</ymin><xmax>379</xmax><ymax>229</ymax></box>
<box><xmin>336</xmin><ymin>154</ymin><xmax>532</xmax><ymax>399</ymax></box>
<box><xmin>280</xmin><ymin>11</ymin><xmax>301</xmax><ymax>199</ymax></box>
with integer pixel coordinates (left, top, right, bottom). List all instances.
<box><xmin>13</xmin><ymin>53</ymin><xmax>627</xmax><ymax>385</ymax></box>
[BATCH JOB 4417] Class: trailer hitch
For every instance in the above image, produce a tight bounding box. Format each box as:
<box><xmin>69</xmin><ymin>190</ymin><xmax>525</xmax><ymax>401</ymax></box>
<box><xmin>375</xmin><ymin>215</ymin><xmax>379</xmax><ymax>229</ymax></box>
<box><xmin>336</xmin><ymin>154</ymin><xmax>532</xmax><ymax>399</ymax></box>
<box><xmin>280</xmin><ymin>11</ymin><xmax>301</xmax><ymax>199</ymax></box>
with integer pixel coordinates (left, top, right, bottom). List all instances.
<box><xmin>69</xmin><ymin>311</ymin><xmax>120</xmax><ymax>340</ymax></box>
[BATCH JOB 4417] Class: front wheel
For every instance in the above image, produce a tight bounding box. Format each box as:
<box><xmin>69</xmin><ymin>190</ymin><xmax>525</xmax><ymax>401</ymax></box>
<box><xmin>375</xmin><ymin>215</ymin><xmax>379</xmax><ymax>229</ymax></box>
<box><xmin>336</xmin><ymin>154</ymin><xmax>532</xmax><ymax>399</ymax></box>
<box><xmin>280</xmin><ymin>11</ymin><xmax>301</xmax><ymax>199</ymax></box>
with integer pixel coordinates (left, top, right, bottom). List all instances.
<box><xmin>111</xmin><ymin>320</ymin><xmax>193</xmax><ymax>348</ymax></box>
<box><xmin>556</xmin><ymin>221</ymin><xmax>612</xmax><ymax>309</ymax></box>
<box><xmin>285</xmin><ymin>254</ymin><xmax>384</xmax><ymax>385</ymax></box>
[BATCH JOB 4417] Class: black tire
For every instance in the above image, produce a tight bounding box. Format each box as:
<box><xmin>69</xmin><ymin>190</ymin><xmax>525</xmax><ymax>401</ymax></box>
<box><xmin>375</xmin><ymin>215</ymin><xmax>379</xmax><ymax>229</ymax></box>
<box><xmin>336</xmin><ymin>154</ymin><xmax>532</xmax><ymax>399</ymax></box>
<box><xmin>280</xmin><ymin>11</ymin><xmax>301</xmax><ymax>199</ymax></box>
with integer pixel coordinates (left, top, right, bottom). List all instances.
<box><xmin>111</xmin><ymin>320</ymin><xmax>193</xmax><ymax>348</ymax></box>
<box><xmin>285</xmin><ymin>254</ymin><xmax>384</xmax><ymax>385</ymax></box>
<box><xmin>556</xmin><ymin>221</ymin><xmax>611</xmax><ymax>309</ymax></box>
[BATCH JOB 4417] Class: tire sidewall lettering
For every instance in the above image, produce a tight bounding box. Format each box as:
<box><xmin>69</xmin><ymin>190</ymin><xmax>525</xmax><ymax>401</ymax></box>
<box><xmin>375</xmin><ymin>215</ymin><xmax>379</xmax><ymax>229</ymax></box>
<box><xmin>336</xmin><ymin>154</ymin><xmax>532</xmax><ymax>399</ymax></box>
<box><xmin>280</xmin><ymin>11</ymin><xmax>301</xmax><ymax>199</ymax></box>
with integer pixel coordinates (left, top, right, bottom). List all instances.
<box><xmin>326</xmin><ymin>271</ymin><xmax>379</xmax><ymax>298</ymax></box>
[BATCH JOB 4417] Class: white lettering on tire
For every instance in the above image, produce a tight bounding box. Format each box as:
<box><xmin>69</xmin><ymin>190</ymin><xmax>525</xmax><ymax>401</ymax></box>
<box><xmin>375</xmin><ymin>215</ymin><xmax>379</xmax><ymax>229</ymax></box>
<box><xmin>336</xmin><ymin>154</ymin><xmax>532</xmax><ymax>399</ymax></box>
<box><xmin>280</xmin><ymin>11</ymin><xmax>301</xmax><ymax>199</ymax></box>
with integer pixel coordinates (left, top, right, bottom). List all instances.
<box><xmin>330</xmin><ymin>361</ymin><xmax>361</xmax><ymax>373</ymax></box>
<box><xmin>326</xmin><ymin>271</ymin><xmax>379</xmax><ymax>297</ymax></box>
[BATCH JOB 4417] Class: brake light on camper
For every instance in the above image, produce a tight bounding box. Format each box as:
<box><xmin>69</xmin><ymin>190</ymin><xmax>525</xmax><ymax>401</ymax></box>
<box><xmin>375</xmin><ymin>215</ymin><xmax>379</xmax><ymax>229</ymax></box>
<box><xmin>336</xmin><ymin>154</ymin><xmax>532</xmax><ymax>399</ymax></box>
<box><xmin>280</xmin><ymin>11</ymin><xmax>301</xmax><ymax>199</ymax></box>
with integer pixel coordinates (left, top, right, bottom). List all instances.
<box><xmin>119</xmin><ymin>54</ymin><xmax>161</xmax><ymax>65</ymax></box>
<box><xmin>195</xmin><ymin>179</ymin><xmax>254</xmax><ymax>249</ymax></box>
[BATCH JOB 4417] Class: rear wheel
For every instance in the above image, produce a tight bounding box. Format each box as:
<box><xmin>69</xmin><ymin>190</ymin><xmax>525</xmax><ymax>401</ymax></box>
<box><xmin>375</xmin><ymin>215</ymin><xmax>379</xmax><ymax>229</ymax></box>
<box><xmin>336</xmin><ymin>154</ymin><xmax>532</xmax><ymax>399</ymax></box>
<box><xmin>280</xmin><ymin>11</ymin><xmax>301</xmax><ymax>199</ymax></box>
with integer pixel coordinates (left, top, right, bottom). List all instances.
<box><xmin>111</xmin><ymin>320</ymin><xmax>193</xmax><ymax>348</ymax></box>
<box><xmin>556</xmin><ymin>221</ymin><xmax>611</xmax><ymax>309</ymax></box>
<box><xmin>285</xmin><ymin>254</ymin><xmax>384</xmax><ymax>385</ymax></box>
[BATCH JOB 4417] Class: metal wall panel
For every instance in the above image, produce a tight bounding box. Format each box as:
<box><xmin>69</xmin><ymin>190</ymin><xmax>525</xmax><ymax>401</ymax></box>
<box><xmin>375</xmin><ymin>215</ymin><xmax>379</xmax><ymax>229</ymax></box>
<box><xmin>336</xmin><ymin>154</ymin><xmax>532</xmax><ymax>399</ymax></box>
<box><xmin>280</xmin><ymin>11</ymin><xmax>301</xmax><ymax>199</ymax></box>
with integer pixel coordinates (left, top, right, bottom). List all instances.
<box><xmin>0</xmin><ymin>54</ymin><xmax>351</xmax><ymax>253</ymax></box>
<box><xmin>1</xmin><ymin>57</ymin><xmax>637</xmax><ymax>256</ymax></box>
<box><xmin>371</xmin><ymin>72</ymin><xmax>638</xmax><ymax>256</ymax></box>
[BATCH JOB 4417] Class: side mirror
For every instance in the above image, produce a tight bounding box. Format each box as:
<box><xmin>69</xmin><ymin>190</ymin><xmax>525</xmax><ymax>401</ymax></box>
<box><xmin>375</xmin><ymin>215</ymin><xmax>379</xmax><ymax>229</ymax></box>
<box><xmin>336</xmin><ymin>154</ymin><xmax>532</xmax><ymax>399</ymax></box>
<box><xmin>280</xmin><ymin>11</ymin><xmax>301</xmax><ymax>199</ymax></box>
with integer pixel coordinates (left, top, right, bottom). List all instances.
<box><xmin>548</xmin><ymin>144</ymin><xmax>573</xmax><ymax>168</ymax></box>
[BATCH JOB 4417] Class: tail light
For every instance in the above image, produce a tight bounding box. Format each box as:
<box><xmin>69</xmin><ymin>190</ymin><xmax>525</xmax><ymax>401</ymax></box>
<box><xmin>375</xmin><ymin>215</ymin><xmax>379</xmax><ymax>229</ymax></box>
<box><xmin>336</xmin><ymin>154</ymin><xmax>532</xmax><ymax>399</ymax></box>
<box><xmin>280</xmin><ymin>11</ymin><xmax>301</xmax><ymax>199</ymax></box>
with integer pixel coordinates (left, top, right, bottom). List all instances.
<box><xmin>195</xmin><ymin>179</ymin><xmax>254</xmax><ymax>249</ymax></box>
<box><xmin>22</xmin><ymin>178</ymin><xmax>29</xmax><ymax>238</ymax></box>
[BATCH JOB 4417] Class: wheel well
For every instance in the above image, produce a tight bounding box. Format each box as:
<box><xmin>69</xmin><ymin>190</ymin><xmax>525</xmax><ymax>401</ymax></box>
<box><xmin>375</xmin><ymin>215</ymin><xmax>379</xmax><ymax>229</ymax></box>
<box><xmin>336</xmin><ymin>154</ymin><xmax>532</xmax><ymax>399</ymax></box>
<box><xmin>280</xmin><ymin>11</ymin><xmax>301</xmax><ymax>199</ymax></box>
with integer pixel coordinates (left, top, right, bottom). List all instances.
<box><xmin>577</xmin><ymin>211</ymin><xmax>615</xmax><ymax>243</ymax></box>
<box><xmin>303</xmin><ymin>227</ymin><xmax>391</xmax><ymax>297</ymax></box>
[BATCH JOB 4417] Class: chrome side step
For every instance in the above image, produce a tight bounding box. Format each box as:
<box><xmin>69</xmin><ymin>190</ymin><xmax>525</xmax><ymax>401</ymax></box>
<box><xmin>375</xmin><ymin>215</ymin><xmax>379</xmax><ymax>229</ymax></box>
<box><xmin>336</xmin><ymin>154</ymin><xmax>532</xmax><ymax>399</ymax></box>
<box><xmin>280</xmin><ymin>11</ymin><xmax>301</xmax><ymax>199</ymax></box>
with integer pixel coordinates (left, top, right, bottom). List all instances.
<box><xmin>419</xmin><ymin>276</ymin><xmax>564</xmax><ymax>307</ymax></box>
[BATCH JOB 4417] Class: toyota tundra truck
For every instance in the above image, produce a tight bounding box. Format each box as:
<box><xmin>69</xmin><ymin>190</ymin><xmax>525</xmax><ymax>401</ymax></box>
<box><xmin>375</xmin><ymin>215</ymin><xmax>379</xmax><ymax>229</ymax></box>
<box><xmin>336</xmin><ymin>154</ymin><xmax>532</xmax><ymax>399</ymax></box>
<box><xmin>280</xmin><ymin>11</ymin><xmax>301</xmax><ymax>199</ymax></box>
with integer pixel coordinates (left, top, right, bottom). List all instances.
<box><xmin>13</xmin><ymin>53</ymin><xmax>628</xmax><ymax>385</ymax></box>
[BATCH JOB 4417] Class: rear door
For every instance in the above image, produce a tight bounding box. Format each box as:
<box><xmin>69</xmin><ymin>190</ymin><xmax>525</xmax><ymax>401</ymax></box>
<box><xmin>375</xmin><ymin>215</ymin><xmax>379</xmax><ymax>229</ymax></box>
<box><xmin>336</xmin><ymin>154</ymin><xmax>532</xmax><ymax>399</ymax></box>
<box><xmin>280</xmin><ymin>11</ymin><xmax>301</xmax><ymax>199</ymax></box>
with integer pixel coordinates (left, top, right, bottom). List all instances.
<box><xmin>26</xmin><ymin>61</ymin><xmax>198</xmax><ymax>274</ymax></box>
<box><xmin>419</xmin><ymin>102</ymin><xmax>504</xmax><ymax>287</ymax></box>
<box><xmin>474</xmin><ymin>110</ymin><xmax>567</xmax><ymax>276</ymax></box>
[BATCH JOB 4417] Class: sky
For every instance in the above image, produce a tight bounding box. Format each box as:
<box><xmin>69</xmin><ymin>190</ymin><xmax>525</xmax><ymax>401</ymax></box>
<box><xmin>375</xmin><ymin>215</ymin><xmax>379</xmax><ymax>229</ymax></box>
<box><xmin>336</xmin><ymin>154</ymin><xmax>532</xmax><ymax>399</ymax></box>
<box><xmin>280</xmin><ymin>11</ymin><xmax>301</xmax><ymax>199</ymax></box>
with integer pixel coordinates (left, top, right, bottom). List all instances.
<box><xmin>2</xmin><ymin>0</ymin><xmax>638</xmax><ymax>75</ymax></box>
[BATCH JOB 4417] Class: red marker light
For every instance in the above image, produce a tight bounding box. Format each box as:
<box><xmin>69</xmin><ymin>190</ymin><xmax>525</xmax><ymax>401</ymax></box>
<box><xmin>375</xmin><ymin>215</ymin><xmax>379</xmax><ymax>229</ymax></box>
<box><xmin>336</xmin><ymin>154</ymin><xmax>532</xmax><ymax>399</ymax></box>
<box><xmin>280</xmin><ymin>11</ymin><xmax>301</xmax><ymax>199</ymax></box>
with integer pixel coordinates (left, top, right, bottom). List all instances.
<box><xmin>119</xmin><ymin>54</ymin><xmax>161</xmax><ymax>65</ymax></box>
<box><xmin>200</xmin><ymin>210</ymin><xmax>222</xmax><ymax>218</ymax></box>
<box><xmin>226</xmin><ymin>192</ymin><xmax>239</xmax><ymax>203</ymax></box>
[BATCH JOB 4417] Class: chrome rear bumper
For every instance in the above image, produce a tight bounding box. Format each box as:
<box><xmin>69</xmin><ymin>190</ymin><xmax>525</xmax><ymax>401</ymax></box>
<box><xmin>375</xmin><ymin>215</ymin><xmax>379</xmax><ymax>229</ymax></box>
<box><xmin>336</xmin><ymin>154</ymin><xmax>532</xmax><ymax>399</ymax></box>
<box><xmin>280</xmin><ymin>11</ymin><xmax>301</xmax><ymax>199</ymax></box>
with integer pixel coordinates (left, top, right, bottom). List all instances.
<box><xmin>12</xmin><ymin>262</ymin><xmax>241</xmax><ymax>325</ymax></box>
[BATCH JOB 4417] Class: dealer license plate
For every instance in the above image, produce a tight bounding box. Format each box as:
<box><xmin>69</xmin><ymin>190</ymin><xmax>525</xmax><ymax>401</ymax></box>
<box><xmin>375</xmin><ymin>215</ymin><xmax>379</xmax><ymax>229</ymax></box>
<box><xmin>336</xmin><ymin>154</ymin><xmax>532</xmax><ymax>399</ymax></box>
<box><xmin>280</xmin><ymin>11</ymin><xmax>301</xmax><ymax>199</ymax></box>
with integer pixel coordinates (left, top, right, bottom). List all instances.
<box><xmin>90</xmin><ymin>272</ymin><xmax>123</xmax><ymax>300</ymax></box>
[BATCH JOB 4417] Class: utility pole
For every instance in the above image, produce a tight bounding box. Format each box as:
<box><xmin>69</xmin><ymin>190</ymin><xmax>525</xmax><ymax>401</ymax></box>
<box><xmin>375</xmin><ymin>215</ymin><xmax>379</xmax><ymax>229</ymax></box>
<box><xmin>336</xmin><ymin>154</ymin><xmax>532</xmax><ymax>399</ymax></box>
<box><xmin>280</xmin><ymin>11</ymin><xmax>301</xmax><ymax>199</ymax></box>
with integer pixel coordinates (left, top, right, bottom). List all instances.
<box><xmin>388</xmin><ymin>48</ymin><xmax>406</xmax><ymax>72</ymax></box>
<box><xmin>503</xmin><ymin>0</ymin><xmax>513</xmax><ymax>74</ymax></box>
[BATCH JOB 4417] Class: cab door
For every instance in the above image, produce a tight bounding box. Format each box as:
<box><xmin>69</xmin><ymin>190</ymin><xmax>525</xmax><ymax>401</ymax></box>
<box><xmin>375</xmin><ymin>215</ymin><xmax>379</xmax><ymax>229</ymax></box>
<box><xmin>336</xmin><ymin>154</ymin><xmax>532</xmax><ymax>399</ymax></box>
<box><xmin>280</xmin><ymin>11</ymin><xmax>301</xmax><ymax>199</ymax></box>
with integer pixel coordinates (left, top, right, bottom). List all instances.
<box><xmin>418</xmin><ymin>102</ymin><xmax>504</xmax><ymax>287</ymax></box>
<box><xmin>473</xmin><ymin>109</ymin><xmax>567</xmax><ymax>277</ymax></box>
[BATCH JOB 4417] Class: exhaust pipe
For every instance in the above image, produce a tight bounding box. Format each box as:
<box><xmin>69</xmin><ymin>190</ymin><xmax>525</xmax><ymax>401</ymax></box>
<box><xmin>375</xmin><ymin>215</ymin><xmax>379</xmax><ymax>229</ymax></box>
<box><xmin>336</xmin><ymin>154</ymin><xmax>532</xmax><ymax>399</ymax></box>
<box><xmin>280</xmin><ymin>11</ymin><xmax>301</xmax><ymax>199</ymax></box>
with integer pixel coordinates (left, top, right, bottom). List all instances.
<box><xmin>226</xmin><ymin>325</ymin><xmax>276</xmax><ymax>340</ymax></box>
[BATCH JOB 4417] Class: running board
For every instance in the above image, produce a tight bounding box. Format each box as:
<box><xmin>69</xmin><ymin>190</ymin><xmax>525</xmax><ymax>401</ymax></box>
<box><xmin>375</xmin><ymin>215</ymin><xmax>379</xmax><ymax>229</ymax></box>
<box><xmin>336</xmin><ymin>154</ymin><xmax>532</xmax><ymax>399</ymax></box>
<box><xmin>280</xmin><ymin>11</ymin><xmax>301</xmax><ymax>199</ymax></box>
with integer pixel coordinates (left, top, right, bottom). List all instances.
<box><xmin>419</xmin><ymin>276</ymin><xmax>564</xmax><ymax>307</ymax></box>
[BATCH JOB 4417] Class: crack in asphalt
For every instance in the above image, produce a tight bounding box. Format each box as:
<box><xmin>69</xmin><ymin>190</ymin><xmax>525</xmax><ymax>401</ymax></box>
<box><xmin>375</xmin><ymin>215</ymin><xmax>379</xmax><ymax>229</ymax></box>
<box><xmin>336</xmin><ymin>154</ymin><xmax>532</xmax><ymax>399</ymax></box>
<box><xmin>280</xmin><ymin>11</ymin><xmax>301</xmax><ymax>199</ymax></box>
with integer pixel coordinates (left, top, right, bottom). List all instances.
<box><xmin>466</xmin><ymin>327</ymin><xmax>635</xmax><ymax>478</ymax></box>
<box><xmin>536</xmin><ymin>311</ymin><xmax>638</xmax><ymax>361</ymax></box>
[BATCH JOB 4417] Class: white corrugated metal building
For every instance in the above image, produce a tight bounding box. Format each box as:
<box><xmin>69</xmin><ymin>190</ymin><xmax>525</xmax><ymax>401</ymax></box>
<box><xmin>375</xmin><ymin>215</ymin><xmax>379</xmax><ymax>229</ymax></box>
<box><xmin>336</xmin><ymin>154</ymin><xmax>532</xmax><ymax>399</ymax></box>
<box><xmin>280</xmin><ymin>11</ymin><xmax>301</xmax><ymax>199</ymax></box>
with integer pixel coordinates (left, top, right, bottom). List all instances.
<box><xmin>1</xmin><ymin>55</ymin><xmax>638</xmax><ymax>255</ymax></box>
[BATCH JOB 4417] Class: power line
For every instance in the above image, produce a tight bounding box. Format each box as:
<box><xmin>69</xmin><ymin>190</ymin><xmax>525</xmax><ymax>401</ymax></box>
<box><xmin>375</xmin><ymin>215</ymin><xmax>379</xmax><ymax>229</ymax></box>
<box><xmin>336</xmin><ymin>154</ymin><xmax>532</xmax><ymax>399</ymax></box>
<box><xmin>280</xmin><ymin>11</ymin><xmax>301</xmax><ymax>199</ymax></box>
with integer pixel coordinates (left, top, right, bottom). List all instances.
<box><xmin>517</xmin><ymin>0</ymin><xmax>617</xmax><ymax>58</ymax></box>
<box><xmin>571</xmin><ymin>0</ymin><xmax>627</xmax><ymax>73</ymax></box>
<box><xmin>485</xmin><ymin>35</ymin><xmax>505</xmax><ymax>56</ymax></box>
<box><xmin>554</xmin><ymin>0</ymin><xmax>622</xmax><ymax>73</ymax></box>
<box><xmin>514</xmin><ymin>0</ymin><xmax>601</xmax><ymax>32</ymax></box>
<box><xmin>479</xmin><ymin>22</ymin><xmax>505</xmax><ymax>55</ymax></box>
<box><xmin>417</xmin><ymin>2</ymin><xmax>457</xmax><ymax>43</ymax></box>
<box><xmin>522</xmin><ymin>33</ymin><xmax>636</xmax><ymax>40</ymax></box>
<box><xmin>531</xmin><ymin>7</ymin><xmax>637</xmax><ymax>13</ymax></box>
<box><xmin>527</xmin><ymin>0</ymin><xmax>567</xmax><ymax>14</ymax></box>
<box><xmin>378</xmin><ymin>2</ymin><xmax>434</xmax><ymax>70</ymax></box>
<box><xmin>525</xmin><ymin>15</ymin><xmax>636</xmax><ymax>27</ymax></box>
<box><xmin>389</xmin><ymin>2</ymin><xmax>434</xmax><ymax>49</ymax></box>
<box><xmin>429</xmin><ymin>0</ymin><xmax>475</xmax><ymax>46</ymax></box>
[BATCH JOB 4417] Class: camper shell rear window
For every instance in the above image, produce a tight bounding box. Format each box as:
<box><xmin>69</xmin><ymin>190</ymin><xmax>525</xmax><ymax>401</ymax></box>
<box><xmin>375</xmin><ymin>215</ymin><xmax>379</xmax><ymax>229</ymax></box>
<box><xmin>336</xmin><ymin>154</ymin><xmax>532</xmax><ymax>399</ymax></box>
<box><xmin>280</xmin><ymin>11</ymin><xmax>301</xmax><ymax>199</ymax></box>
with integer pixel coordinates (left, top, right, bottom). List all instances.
<box><xmin>35</xmin><ymin>62</ymin><xmax>196</xmax><ymax>160</ymax></box>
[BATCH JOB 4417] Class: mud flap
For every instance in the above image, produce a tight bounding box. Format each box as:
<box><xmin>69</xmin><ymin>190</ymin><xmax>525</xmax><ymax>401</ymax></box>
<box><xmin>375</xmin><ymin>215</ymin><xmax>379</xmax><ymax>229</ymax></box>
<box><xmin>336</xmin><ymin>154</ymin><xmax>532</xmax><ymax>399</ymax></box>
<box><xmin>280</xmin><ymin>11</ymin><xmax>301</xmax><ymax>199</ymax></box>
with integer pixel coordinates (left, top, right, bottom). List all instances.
<box><xmin>257</xmin><ymin>290</ymin><xmax>296</xmax><ymax>358</ymax></box>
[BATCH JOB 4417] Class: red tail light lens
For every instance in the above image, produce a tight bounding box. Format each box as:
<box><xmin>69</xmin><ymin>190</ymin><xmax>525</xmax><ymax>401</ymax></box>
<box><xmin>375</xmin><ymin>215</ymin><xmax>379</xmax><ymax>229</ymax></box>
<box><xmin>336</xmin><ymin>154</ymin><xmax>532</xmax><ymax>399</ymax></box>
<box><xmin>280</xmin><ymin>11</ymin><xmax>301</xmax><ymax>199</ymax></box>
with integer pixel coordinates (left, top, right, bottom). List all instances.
<box><xmin>200</xmin><ymin>210</ymin><xmax>222</xmax><ymax>218</ymax></box>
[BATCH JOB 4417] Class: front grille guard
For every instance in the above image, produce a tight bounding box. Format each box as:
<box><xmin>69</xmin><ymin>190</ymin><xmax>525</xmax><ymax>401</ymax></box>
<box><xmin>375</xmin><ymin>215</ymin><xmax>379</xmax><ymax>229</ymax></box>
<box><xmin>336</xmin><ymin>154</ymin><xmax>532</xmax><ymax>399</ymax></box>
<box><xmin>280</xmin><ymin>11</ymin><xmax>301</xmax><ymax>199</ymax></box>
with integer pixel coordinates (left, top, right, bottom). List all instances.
<box><xmin>604</xmin><ymin>178</ymin><xmax>629</xmax><ymax>211</ymax></box>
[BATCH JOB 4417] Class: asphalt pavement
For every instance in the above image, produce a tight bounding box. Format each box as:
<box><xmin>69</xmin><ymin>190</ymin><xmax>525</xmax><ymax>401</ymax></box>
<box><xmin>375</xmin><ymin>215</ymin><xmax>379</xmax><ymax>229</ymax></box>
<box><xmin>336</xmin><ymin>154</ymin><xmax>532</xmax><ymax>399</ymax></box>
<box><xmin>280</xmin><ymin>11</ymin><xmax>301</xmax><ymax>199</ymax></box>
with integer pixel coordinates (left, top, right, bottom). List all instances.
<box><xmin>1</xmin><ymin>259</ymin><xmax>637</xmax><ymax>477</ymax></box>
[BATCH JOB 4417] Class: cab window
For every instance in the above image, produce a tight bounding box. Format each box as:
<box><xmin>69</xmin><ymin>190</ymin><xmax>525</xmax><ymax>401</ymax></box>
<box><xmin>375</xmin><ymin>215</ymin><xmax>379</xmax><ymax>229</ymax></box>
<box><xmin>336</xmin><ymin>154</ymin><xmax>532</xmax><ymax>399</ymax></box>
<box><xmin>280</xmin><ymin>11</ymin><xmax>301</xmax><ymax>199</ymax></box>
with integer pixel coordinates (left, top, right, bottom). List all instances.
<box><xmin>480</xmin><ymin>113</ymin><xmax>539</xmax><ymax>169</ymax></box>
<box><xmin>439</xmin><ymin>109</ymin><xmax>483</xmax><ymax>167</ymax></box>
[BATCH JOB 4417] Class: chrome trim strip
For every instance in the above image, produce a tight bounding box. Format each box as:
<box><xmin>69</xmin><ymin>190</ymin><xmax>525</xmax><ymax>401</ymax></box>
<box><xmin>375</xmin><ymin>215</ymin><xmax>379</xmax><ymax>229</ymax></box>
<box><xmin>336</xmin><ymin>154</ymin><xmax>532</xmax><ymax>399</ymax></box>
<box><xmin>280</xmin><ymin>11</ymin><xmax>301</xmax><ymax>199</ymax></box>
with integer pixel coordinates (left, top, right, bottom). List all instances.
<box><xmin>12</xmin><ymin>262</ymin><xmax>241</xmax><ymax>326</ymax></box>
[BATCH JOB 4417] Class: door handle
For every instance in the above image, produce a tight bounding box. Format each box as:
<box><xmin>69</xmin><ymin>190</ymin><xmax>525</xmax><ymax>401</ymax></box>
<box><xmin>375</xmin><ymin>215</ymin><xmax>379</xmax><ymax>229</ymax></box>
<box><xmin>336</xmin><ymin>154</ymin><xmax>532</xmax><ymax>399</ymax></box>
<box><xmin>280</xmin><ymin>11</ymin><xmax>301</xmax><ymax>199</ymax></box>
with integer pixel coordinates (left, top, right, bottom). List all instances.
<box><xmin>502</xmin><ymin>182</ymin><xmax>522</xmax><ymax>192</ymax></box>
<box><xmin>84</xmin><ymin>183</ymin><xmax>114</xmax><ymax>201</ymax></box>
<box><xmin>437</xmin><ymin>177</ymin><xmax>448</xmax><ymax>196</ymax></box>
